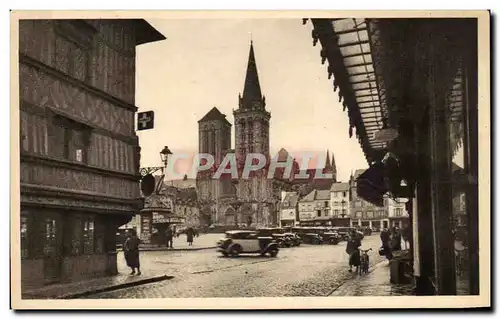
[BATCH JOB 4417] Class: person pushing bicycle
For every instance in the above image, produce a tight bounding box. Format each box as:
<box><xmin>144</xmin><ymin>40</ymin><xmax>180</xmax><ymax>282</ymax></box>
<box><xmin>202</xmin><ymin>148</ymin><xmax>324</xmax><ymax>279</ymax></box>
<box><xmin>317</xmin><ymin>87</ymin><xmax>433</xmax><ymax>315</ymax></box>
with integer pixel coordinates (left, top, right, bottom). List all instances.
<box><xmin>346</xmin><ymin>229</ymin><xmax>362</xmax><ymax>272</ymax></box>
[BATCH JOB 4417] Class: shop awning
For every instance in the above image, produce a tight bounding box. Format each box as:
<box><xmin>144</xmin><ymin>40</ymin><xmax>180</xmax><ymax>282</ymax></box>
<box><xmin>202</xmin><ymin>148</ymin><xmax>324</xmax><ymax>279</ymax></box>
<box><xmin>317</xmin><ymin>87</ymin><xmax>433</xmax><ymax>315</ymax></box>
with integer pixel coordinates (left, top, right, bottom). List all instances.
<box><xmin>306</xmin><ymin>18</ymin><xmax>473</xmax><ymax>164</ymax></box>
<box><xmin>306</xmin><ymin>18</ymin><xmax>388</xmax><ymax>163</ymax></box>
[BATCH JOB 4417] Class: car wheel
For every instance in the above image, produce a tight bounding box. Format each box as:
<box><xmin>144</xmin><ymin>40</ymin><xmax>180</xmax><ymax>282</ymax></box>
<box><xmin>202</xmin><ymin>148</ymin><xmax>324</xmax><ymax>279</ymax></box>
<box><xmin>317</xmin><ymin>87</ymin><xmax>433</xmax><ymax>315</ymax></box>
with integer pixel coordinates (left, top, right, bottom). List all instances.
<box><xmin>221</xmin><ymin>252</ymin><xmax>228</xmax><ymax>257</ymax></box>
<box><xmin>229</xmin><ymin>245</ymin><xmax>241</xmax><ymax>257</ymax></box>
<box><xmin>269</xmin><ymin>249</ymin><xmax>278</xmax><ymax>257</ymax></box>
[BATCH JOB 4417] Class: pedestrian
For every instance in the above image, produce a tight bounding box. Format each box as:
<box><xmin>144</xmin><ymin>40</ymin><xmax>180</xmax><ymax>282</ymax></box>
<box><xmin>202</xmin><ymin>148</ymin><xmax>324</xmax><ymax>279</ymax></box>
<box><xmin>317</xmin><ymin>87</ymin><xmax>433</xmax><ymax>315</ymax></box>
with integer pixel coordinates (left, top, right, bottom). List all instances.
<box><xmin>346</xmin><ymin>230</ymin><xmax>361</xmax><ymax>272</ymax></box>
<box><xmin>123</xmin><ymin>229</ymin><xmax>141</xmax><ymax>275</ymax></box>
<box><xmin>380</xmin><ymin>228</ymin><xmax>393</xmax><ymax>260</ymax></box>
<box><xmin>165</xmin><ymin>225</ymin><xmax>174</xmax><ymax>248</ymax></box>
<box><xmin>186</xmin><ymin>227</ymin><xmax>194</xmax><ymax>246</ymax></box>
<box><xmin>401</xmin><ymin>225</ymin><xmax>411</xmax><ymax>250</ymax></box>
<box><xmin>391</xmin><ymin>227</ymin><xmax>402</xmax><ymax>251</ymax></box>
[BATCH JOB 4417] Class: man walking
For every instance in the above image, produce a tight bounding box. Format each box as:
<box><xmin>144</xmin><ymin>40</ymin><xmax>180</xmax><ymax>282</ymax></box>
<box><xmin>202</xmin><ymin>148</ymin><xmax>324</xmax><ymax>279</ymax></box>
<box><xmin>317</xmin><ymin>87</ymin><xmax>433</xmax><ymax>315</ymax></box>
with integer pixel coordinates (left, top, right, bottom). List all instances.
<box><xmin>380</xmin><ymin>228</ymin><xmax>392</xmax><ymax>260</ymax></box>
<box><xmin>165</xmin><ymin>225</ymin><xmax>174</xmax><ymax>249</ymax></box>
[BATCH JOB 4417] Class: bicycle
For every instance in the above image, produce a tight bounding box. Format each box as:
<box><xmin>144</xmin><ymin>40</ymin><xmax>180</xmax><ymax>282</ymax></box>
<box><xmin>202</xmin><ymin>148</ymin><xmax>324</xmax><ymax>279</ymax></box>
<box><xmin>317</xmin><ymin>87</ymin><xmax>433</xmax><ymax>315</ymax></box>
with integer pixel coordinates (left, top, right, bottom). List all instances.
<box><xmin>359</xmin><ymin>248</ymin><xmax>372</xmax><ymax>275</ymax></box>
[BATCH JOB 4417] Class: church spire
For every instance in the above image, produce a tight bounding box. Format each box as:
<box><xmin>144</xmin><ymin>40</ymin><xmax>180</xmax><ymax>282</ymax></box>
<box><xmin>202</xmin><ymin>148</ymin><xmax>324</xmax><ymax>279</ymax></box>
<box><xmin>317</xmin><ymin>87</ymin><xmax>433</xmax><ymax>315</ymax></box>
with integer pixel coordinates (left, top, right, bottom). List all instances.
<box><xmin>240</xmin><ymin>40</ymin><xmax>265</xmax><ymax>110</ymax></box>
<box><xmin>331</xmin><ymin>151</ymin><xmax>337</xmax><ymax>182</ymax></box>
<box><xmin>325</xmin><ymin>149</ymin><xmax>332</xmax><ymax>170</ymax></box>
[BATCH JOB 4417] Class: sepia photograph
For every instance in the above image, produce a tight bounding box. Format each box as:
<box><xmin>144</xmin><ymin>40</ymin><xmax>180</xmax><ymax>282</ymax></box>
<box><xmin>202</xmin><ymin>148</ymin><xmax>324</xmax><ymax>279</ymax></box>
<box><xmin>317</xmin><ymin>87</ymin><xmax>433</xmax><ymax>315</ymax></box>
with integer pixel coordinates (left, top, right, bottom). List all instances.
<box><xmin>10</xmin><ymin>10</ymin><xmax>490</xmax><ymax>310</ymax></box>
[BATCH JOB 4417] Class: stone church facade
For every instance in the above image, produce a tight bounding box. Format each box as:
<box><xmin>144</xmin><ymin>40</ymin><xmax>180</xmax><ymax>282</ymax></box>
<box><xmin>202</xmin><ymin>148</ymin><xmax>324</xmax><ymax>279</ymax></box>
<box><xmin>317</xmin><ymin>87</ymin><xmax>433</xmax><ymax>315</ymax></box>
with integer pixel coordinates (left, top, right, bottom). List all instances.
<box><xmin>196</xmin><ymin>41</ymin><xmax>337</xmax><ymax>227</ymax></box>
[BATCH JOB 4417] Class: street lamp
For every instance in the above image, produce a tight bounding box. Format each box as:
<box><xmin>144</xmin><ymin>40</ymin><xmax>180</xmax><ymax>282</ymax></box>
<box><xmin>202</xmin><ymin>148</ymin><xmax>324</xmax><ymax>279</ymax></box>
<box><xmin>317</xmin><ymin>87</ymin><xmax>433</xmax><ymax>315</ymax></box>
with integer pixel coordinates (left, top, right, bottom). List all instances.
<box><xmin>140</xmin><ymin>146</ymin><xmax>174</xmax><ymax>177</ymax></box>
<box><xmin>159</xmin><ymin>146</ymin><xmax>173</xmax><ymax>170</ymax></box>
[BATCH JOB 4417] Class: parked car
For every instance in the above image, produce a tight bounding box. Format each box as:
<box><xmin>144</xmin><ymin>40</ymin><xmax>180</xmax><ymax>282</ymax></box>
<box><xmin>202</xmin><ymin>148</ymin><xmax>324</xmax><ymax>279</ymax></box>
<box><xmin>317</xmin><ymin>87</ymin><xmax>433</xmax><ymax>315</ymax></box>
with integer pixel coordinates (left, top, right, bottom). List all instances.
<box><xmin>283</xmin><ymin>233</ymin><xmax>302</xmax><ymax>246</ymax></box>
<box><xmin>270</xmin><ymin>233</ymin><xmax>292</xmax><ymax>248</ymax></box>
<box><xmin>217</xmin><ymin>230</ymin><xmax>280</xmax><ymax>257</ymax></box>
<box><xmin>332</xmin><ymin>227</ymin><xmax>352</xmax><ymax>241</ymax></box>
<box><xmin>321</xmin><ymin>232</ymin><xmax>341</xmax><ymax>245</ymax></box>
<box><xmin>300</xmin><ymin>233</ymin><xmax>323</xmax><ymax>245</ymax></box>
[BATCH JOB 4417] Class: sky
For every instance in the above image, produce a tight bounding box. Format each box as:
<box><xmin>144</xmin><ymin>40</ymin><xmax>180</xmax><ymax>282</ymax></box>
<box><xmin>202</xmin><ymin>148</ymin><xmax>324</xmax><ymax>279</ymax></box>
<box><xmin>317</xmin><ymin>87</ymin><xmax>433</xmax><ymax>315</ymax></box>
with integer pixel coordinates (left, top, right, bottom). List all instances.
<box><xmin>135</xmin><ymin>18</ymin><xmax>369</xmax><ymax>182</ymax></box>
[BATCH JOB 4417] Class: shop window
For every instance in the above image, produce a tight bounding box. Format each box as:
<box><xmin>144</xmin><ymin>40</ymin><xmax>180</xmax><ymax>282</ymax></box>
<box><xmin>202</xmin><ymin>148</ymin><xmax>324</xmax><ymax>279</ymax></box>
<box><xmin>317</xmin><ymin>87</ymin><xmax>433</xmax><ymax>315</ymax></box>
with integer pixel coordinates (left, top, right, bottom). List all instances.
<box><xmin>21</xmin><ymin>215</ymin><xmax>29</xmax><ymax>259</ymax></box>
<box><xmin>83</xmin><ymin>218</ymin><xmax>95</xmax><ymax>254</ymax></box>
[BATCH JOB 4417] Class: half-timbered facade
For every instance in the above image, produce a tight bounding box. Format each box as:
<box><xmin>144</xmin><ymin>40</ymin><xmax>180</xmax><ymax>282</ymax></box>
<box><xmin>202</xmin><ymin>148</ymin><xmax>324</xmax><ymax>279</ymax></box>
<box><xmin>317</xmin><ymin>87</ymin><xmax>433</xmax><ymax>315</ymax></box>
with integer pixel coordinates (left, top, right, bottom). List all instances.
<box><xmin>19</xmin><ymin>19</ymin><xmax>165</xmax><ymax>289</ymax></box>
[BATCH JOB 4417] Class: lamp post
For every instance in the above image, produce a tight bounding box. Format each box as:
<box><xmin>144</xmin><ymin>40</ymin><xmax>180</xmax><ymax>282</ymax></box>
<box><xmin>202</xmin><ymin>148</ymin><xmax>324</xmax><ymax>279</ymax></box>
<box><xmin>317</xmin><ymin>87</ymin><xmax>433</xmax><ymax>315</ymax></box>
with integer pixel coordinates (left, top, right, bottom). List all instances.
<box><xmin>140</xmin><ymin>146</ymin><xmax>173</xmax><ymax>177</ymax></box>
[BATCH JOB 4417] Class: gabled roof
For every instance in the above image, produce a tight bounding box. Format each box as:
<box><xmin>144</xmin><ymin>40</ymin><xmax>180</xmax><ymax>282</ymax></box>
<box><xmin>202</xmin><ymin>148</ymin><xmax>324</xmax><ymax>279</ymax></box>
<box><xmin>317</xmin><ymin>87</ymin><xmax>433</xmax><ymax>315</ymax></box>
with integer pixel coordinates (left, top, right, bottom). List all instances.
<box><xmin>300</xmin><ymin>190</ymin><xmax>317</xmax><ymax>202</ymax></box>
<box><xmin>316</xmin><ymin>189</ymin><xmax>331</xmax><ymax>200</ymax></box>
<box><xmin>299</xmin><ymin>189</ymin><xmax>331</xmax><ymax>202</ymax></box>
<box><xmin>330</xmin><ymin>182</ymin><xmax>349</xmax><ymax>192</ymax></box>
<box><xmin>276</xmin><ymin>148</ymin><xmax>292</xmax><ymax>162</ymax></box>
<box><xmin>198</xmin><ymin>107</ymin><xmax>231</xmax><ymax>125</ymax></box>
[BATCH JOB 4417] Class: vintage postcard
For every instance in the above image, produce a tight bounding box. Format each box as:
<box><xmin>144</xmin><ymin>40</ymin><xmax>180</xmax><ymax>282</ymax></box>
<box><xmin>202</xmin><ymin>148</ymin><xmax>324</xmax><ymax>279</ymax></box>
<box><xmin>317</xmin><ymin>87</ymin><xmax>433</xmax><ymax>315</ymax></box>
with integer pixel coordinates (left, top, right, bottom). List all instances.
<box><xmin>10</xmin><ymin>10</ymin><xmax>490</xmax><ymax>310</ymax></box>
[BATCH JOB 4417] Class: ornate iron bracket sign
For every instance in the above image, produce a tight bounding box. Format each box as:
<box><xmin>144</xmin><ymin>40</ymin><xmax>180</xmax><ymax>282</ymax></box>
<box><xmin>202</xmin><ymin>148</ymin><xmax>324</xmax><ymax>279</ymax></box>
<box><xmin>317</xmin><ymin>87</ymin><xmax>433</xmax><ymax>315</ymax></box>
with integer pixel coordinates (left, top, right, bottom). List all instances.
<box><xmin>140</xmin><ymin>166</ymin><xmax>164</xmax><ymax>177</ymax></box>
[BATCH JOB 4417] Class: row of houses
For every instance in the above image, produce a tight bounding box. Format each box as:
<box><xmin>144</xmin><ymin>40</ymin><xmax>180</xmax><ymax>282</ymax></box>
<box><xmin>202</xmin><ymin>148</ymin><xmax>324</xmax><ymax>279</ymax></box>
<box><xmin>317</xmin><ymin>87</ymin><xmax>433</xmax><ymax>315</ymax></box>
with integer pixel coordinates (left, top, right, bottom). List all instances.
<box><xmin>279</xmin><ymin>169</ymin><xmax>410</xmax><ymax>229</ymax></box>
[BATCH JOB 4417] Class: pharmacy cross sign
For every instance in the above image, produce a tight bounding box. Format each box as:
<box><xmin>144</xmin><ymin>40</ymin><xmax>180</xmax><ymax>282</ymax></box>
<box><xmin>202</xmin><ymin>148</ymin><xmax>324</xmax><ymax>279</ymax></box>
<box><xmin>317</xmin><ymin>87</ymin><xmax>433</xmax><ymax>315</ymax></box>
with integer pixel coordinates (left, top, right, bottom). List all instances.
<box><xmin>137</xmin><ymin>111</ymin><xmax>155</xmax><ymax>131</ymax></box>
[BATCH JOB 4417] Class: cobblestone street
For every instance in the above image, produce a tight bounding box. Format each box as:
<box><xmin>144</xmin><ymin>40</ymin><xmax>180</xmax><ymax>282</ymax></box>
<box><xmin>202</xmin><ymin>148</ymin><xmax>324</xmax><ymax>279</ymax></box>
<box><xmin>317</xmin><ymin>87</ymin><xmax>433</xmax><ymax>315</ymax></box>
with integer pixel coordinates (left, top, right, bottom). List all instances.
<box><xmin>87</xmin><ymin>234</ymin><xmax>388</xmax><ymax>298</ymax></box>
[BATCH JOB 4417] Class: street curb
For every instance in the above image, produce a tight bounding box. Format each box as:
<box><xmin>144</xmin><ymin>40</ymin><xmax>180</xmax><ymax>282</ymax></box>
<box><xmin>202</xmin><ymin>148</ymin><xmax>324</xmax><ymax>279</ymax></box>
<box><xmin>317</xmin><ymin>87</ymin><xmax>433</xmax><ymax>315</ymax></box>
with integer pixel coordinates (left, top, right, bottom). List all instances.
<box><xmin>60</xmin><ymin>274</ymin><xmax>175</xmax><ymax>299</ymax></box>
<box><xmin>117</xmin><ymin>246</ymin><xmax>217</xmax><ymax>252</ymax></box>
<box><xmin>327</xmin><ymin>259</ymin><xmax>388</xmax><ymax>296</ymax></box>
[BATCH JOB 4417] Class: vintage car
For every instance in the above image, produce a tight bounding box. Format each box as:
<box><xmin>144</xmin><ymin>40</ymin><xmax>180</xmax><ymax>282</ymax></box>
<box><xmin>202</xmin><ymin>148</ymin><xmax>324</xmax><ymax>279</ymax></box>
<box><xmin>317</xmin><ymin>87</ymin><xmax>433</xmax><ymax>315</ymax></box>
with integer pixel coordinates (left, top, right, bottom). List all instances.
<box><xmin>301</xmin><ymin>233</ymin><xmax>323</xmax><ymax>245</ymax></box>
<box><xmin>270</xmin><ymin>233</ymin><xmax>293</xmax><ymax>248</ymax></box>
<box><xmin>283</xmin><ymin>233</ymin><xmax>302</xmax><ymax>246</ymax></box>
<box><xmin>333</xmin><ymin>227</ymin><xmax>353</xmax><ymax>241</ymax></box>
<box><xmin>217</xmin><ymin>230</ymin><xmax>280</xmax><ymax>257</ymax></box>
<box><xmin>321</xmin><ymin>232</ymin><xmax>341</xmax><ymax>245</ymax></box>
<box><xmin>256</xmin><ymin>228</ymin><xmax>290</xmax><ymax>247</ymax></box>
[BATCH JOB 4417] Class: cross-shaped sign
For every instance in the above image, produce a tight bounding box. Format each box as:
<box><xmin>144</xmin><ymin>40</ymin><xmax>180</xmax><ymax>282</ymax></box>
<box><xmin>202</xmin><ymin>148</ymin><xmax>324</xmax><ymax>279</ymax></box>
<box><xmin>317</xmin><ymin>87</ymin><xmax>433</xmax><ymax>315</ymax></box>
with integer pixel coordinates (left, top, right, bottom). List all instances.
<box><xmin>137</xmin><ymin>111</ymin><xmax>155</xmax><ymax>131</ymax></box>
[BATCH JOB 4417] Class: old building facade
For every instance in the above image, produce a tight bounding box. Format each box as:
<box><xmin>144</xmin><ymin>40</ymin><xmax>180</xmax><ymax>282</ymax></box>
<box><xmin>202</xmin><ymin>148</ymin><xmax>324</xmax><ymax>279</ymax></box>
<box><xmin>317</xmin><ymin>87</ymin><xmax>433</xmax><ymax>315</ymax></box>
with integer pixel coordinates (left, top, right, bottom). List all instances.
<box><xmin>297</xmin><ymin>189</ymin><xmax>331</xmax><ymax>225</ymax></box>
<box><xmin>330</xmin><ymin>182</ymin><xmax>350</xmax><ymax>219</ymax></box>
<box><xmin>19</xmin><ymin>19</ymin><xmax>165</xmax><ymax>289</ymax></box>
<box><xmin>348</xmin><ymin>169</ymin><xmax>408</xmax><ymax>229</ymax></box>
<box><xmin>279</xmin><ymin>192</ymin><xmax>299</xmax><ymax>227</ymax></box>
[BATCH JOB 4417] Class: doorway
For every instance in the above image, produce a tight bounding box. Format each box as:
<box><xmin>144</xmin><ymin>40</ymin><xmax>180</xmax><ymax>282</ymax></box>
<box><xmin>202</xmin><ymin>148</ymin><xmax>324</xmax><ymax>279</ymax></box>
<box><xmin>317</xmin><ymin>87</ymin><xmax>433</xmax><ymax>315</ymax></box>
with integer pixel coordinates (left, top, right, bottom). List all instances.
<box><xmin>43</xmin><ymin>213</ymin><xmax>63</xmax><ymax>284</ymax></box>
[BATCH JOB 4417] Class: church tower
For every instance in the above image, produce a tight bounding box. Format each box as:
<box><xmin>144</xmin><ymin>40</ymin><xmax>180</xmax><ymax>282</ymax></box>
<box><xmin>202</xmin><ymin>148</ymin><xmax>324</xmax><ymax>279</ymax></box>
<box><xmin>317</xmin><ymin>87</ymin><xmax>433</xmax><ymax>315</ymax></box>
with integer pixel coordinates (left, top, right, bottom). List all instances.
<box><xmin>233</xmin><ymin>41</ymin><xmax>273</xmax><ymax>227</ymax></box>
<box><xmin>234</xmin><ymin>41</ymin><xmax>271</xmax><ymax>162</ymax></box>
<box><xmin>196</xmin><ymin>107</ymin><xmax>233</xmax><ymax>223</ymax></box>
<box><xmin>198</xmin><ymin>106</ymin><xmax>231</xmax><ymax>166</ymax></box>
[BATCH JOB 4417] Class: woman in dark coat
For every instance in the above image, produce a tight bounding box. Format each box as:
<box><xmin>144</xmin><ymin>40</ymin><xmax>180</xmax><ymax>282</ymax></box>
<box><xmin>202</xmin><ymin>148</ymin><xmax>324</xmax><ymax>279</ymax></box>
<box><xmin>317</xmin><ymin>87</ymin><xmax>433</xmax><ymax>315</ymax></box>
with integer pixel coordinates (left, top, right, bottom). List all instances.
<box><xmin>380</xmin><ymin>228</ymin><xmax>393</xmax><ymax>260</ymax></box>
<box><xmin>391</xmin><ymin>228</ymin><xmax>402</xmax><ymax>251</ymax></box>
<box><xmin>346</xmin><ymin>231</ymin><xmax>361</xmax><ymax>272</ymax></box>
<box><xmin>124</xmin><ymin>229</ymin><xmax>141</xmax><ymax>275</ymax></box>
<box><xmin>186</xmin><ymin>227</ymin><xmax>194</xmax><ymax>246</ymax></box>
